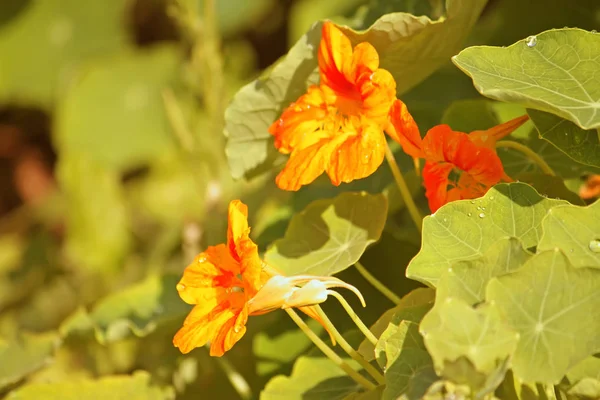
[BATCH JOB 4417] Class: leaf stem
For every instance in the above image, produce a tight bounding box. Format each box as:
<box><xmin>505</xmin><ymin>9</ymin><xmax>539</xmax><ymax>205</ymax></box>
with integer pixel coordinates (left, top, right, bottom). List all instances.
<box><xmin>213</xmin><ymin>356</ymin><xmax>252</xmax><ymax>400</ymax></box>
<box><xmin>313</xmin><ymin>306</ymin><xmax>385</xmax><ymax>385</ymax></box>
<box><xmin>327</xmin><ymin>290</ymin><xmax>378</xmax><ymax>346</ymax></box>
<box><xmin>384</xmin><ymin>143</ymin><xmax>423</xmax><ymax>233</ymax></box>
<box><xmin>496</xmin><ymin>140</ymin><xmax>555</xmax><ymax>176</ymax></box>
<box><xmin>354</xmin><ymin>261</ymin><xmax>401</xmax><ymax>306</ymax></box>
<box><xmin>285</xmin><ymin>309</ymin><xmax>377</xmax><ymax>390</ymax></box>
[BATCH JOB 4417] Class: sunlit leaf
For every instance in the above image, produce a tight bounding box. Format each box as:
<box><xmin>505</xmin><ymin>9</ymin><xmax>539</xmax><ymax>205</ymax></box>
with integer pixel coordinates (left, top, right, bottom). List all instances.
<box><xmin>375</xmin><ymin>321</ymin><xmax>424</xmax><ymax>369</ymax></box>
<box><xmin>486</xmin><ymin>250</ymin><xmax>600</xmax><ymax>383</ymax></box>
<box><xmin>265</xmin><ymin>192</ymin><xmax>387</xmax><ymax>276</ymax></box>
<box><xmin>6</xmin><ymin>371</ymin><xmax>174</xmax><ymax>399</ymax></box>
<box><xmin>567</xmin><ymin>378</ymin><xmax>600</xmax><ymax>400</ymax></box>
<box><xmin>420</xmin><ymin>299</ymin><xmax>518</xmax><ymax>375</ymax></box>
<box><xmin>453</xmin><ymin>28</ymin><xmax>600</xmax><ymax>130</ymax></box>
<box><xmin>436</xmin><ymin>237</ymin><xmax>533</xmax><ymax>305</ymax></box>
<box><xmin>260</xmin><ymin>357</ymin><xmax>361</xmax><ymax>400</ymax></box>
<box><xmin>89</xmin><ymin>274</ymin><xmax>189</xmax><ymax>344</ymax></box>
<box><xmin>0</xmin><ymin>0</ymin><xmax>130</xmax><ymax>107</ymax></box>
<box><xmin>406</xmin><ymin>183</ymin><xmax>566</xmax><ymax>286</ymax></box>
<box><xmin>383</xmin><ymin>348</ymin><xmax>435</xmax><ymax>400</ymax></box>
<box><xmin>0</xmin><ymin>333</ymin><xmax>60</xmax><ymax>391</ymax></box>
<box><xmin>567</xmin><ymin>357</ymin><xmax>600</xmax><ymax>383</ymax></box>
<box><xmin>538</xmin><ymin>200</ymin><xmax>600</xmax><ymax>269</ymax></box>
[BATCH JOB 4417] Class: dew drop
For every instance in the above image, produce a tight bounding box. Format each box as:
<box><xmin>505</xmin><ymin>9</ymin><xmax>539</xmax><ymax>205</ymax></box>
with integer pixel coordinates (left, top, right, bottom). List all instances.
<box><xmin>176</xmin><ymin>283</ymin><xmax>186</xmax><ymax>291</ymax></box>
<box><xmin>479</xmin><ymin>212</ymin><xmax>485</xmax><ymax>218</ymax></box>
<box><xmin>526</xmin><ymin>35</ymin><xmax>537</xmax><ymax>47</ymax></box>
<box><xmin>470</xmin><ymin>200</ymin><xmax>475</xmax><ymax>204</ymax></box>
<box><xmin>467</xmin><ymin>212</ymin><xmax>472</xmax><ymax>217</ymax></box>
<box><xmin>592</xmin><ymin>29</ymin><xmax>598</xmax><ymax>34</ymax></box>
<box><xmin>234</xmin><ymin>326</ymin><xmax>241</xmax><ymax>333</ymax></box>
<box><xmin>589</xmin><ymin>239</ymin><xmax>600</xmax><ymax>253</ymax></box>
<box><xmin>490</xmin><ymin>196</ymin><xmax>495</xmax><ymax>200</ymax></box>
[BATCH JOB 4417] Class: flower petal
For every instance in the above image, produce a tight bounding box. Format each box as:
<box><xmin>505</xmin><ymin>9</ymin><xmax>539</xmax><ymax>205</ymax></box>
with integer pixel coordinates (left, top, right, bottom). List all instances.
<box><xmin>357</xmin><ymin>68</ymin><xmax>397</xmax><ymax>123</ymax></box>
<box><xmin>210</xmin><ymin>304</ymin><xmax>249</xmax><ymax>357</ymax></box>
<box><xmin>469</xmin><ymin>115</ymin><xmax>530</xmax><ymax>149</ymax></box>
<box><xmin>387</xmin><ymin>99</ymin><xmax>423</xmax><ymax>158</ymax></box>
<box><xmin>227</xmin><ymin>199</ymin><xmax>250</xmax><ymax>261</ymax></box>
<box><xmin>318</xmin><ymin>21</ymin><xmax>355</xmax><ymax>95</ymax></box>
<box><xmin>349</xmin><ymin>42</ymin><xmax>380</xmax><ymax>83</ymax></box>
<box><xmin>423</xmin><ymin>161</ymin><xmax>454</xmax><ymax>213</ymax></box>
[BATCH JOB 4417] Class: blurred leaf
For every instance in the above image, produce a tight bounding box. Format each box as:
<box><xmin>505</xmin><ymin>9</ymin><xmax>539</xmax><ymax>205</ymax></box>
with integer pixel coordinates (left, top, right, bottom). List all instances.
<box><xmin>89</xmin><ymin>273</ymin><xmax>189</xmax><ymax>344</ymax></box>
<box><xmin>406</xmin><ymin>183</ymin><xmax>566</xmax><ymax>286</ymax></box>
<box><xmin>436</xmin><ymin>237</ymin><xmax>533</xmax><ymax>305</ymax></box>
<box><xmin>55</xmin><ymin>45</ymin><xmax>182</xmax><ymax>171</ymax></box>
<box><xmin>486</xmin><ymin>250</ymin><xmax>600</xmax><ymax>383</ymax></box>
<box><xmin>567</xmin><ymin>357</ymin><xmax>600</xmax><ymax>383</ymax></box>
<box><xmin>0</xmin><ymin>0</ymin><xmax>130</xmax><ymax>107</ymax></box>
<box><xmin>420</xmin><ymin>300</ymin><xmax>518</xmax><ymax>375</ymax></box>
<box><xmin>265</xmin><ymin>192</ymin><xmax>387</xmax><ymax>276</ymax></box>
<box><xmin>567</xmin><ymin>378</ymin><xmax>600</xmax><ymax>400</ymax></box>
<box><xmin>198</xmin><ymin>0</ymin><xmax>276</xmax><ymax>37</ymax></box>
<box><xmin>528</xmin><ymin>109</ymin><xmax>600</xmax><ymax>168</ymax></box>
<box><xmin>515</xmin><ymin>173</ymin><xmax>584</xmax><ymax>206</ymax></box>
<box><xmin>453</xmin><ymin>28</ymin><xmax>600</xmax><ymax>130</ymax></box>
<box><xmin>0</xmin><ymin>332</ymin><xmax>60</xmax><ymax>391</ymax></box>
<box><xmin>538</xmin><ymin>200</ymin><xmax>600</xmax><ymax>268</ymax></box>
<box><xmin>58</xmin><ymin>155</ymin><xmax>130</xmax><ymax>274</ymax></box>
<box><xmin>382</xmin><ymin>347</ymin><xmax>435</xmax><ymax>400</ymax></box>
<box><xmin>260</xmin><ymin>357</ymin><xmax>361</xmax><ymax>400</ymax></box>
<box><xmin>6</xmin><ymin>371</ymin><xmax>174</xmax><ymax>399</ymax></box>
<box><xmin>343</xmin><ymin>386</ymin><xmax>384</xmax><ymax>400</ymax></box>
<box><xmin>360</xmin><ymin>0</ymin><xmax>445</xmax><ymax>28</ymax></box>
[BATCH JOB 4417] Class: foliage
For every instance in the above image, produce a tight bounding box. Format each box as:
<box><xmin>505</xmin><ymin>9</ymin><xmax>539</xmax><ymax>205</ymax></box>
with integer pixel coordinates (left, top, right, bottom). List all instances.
<box><xmin>0</xmin><ymin>0</ymin><xmax>598</xmax><ymax>399</ymax></box>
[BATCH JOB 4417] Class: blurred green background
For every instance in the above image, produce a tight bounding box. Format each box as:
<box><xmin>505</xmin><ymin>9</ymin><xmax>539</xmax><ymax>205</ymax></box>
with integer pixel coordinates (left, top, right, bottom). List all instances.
<box><xmin>0</xmin><ymin>0</ymin><xmax>598</xmax><ymax>398</ymax></box>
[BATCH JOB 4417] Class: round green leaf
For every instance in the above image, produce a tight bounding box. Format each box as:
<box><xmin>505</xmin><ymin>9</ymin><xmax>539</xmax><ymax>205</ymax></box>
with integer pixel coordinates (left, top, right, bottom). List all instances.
<box><xmin>406</xmin><ymin>183</ymin><xmax>567</xmax><ymax>286</ymax></box>
<box><xmin>264</xmin><ymin>192</ymin><xmax>387</xmax><ymax>276</ymax></box>
<box><xmin>382</xmin><ymin>348</ymin><xmax>435</xmax><ymax>400</ymax></box>
<box><xmin>538</xmin><ymin>200</ymin><xmax>600</xmax><ymax>269</ymax></box>
<box><xmin>486</xmin><ymin>250</ymin><xmax>600</xmax><ymax>383</ymax></box>
<box><xmin>453</xmin><ymin>28</ymin><xmax>600</xmax><ymax>130</ymax></box>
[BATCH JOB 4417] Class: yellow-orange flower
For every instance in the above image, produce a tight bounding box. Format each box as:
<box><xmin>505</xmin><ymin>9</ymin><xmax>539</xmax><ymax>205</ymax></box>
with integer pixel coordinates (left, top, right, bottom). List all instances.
<box><xmin>269</xmin><ymin>21</ymin><xmax>415</xmax><ymax>191</ymax></box>
<box><xmin>173</xmin><ymin>200</ymin><xmax>363</xmax><ymax>356</ymax></box>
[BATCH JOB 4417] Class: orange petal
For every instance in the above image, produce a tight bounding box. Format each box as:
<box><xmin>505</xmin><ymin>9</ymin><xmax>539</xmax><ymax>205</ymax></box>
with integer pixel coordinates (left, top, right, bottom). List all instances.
<box><xmin>348</xmin><ymin>42</ymin><xmax>380</xmax><ymax>83</ymax></box>
<box><xmin>227</xmin><ymin>200</ymin><xmax>249</xmax><ymax>261</ymax></box>
<box><xmin>326</xmin><ymin>120</ymin><xmax>386</xmax><ymax>185</ymax></box>
<box><xmin>318</xmin><ymin>21</ymin><xmax>355</xmax><ymax>95</ymax></box>
<box><xmin>422</xmin><ymin>161</ymin><xmax>454</xmax><ymax>213</ymax></box>
<box><xmin>387</xmin><ymin>99</ymin><xmax>423</xmax><ymax>158</ymax></box>
<box><xmin>298</xmin><ymin>305</ymin><xmax>337</xmax><ymax>345</ymax></box>
<box><xmin>469</xmin><ymin>115</ymin><xmax>530</xmax><ymax>148</ymax></box>
<box><xmin>357</xmin><ymin>68</ymin><xmax>397</xmax><ymax>124</ymax></box>
<box><xmin>176</xmin><ymin>244</ymin><xmax>240</xmax><ymax>305</ymax></box>
<box><xmin>210</xmin><ymin>305</ymin><xmax>249</xmax><ymax>357</ymax></box>
<box><xmin>580</xmin><ymin>175</ymin><xmax>600</xmax><ymax>199</ymax></box>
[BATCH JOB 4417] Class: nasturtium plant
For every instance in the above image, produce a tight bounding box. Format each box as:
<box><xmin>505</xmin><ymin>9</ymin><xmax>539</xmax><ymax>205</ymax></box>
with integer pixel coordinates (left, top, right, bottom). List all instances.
<box><xmin>1</xmin><ymin>0</ymin><xmax>599</xmax><ymax>399</ymax></box>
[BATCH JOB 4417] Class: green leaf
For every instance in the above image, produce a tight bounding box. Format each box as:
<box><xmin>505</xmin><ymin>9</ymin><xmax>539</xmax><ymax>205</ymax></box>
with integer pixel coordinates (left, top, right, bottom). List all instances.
<box><xmin>567</xmin><ymin>378</ymin><xmax>600</xmax><ymax>400</ymax></box>
<box><xmin>436</xmin><ymin>237</ymin><xmax>533</xmax><ymax>305</ymax></box>
<box><xmin>453</xmin><ymin>28</ymin><xmax>600</xmax><ymax>130</ymax></box>
<box><xmin>55</xmin><ymin>45</ymin><xmax>182</xmax><ymax>171</ymax></box>
<box><xmin>514</xmin><ymin>173</ymin><xmax>584</xmax><ymax>206</ymax></box>
<box><xmin>420</xmin><ymin>299</ymin><xmax>518</xmax><ymax>375</ymax></box>
<box><xmin>538</xmin><ymin>200</ymin><xmax>600</xmax><ymax>269</ymax></box>
<box><xmin>264</xmin><ymin>192</ymin><xmax>387</xmax><ymax>276</ymax></box>
<box><xmin>6</xmin><ymin>371</ymin><xmax>173</xmax><ymax>400</ymax></box>
<box><xmin>199</xmin><ymin>0</ymin><xmax>276</xmax><ymax>37</ymax></box>
<box><xmin>567</xmin><ymin>357</ymin><xmax>600</xmax><ymax>383</ymax></box>
<box><xmin>383</xmin><ymin>348</ymin><xmax>435</xmax><ymax>400</ymax></box>
<box><xmin>486</xmin><ymin>250</ymin><xmax>600</xmax><ymax>383</ymax></box>
<box><xmin>406</xmin><ymin>183</ymin><xmax>567</xmax><ymax>286</ymax></box>
<box><xmin>57</xmin><ymin>154</ymin><xmax>130</xmax><ymax>274</ymax></box>
<box><xmin>0</xmin><ymin>0</ymin><xmax>130</xmax><ymax>107</ymax></box>
<box><xmin>343</xmin><ymin>386</ymin><xmax>385</xmax><ymax>400</ymax></box>
<box><xmin>88</xmin><ymin>274</ymin><xmax>189</xmax><ymax>344</ymax></box>
<box><xmin>375</xmin><ymin>321</ymin><xmax>424</xmax><ymax>369</ymax></box>
<box><xmin>260</xmin><ymin>357</ymin><xmax>361</xmax><ymax>400</ymax></box>
<box><xmin>528</xmin><ymin>109</ymin><xmax>600</xmax><ymax>168</ymax></box>
<box><xmin>0</xmin><ymin>333</ymin><xmax>60</xmax><ymax>391</ymax></box>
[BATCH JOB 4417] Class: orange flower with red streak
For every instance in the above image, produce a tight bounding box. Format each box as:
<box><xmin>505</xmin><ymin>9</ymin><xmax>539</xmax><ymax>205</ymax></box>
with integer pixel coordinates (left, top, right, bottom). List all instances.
<box><xmin>269</xmin><ymin>21</ymin><xmax>417</xmax><ymax>190</ymax></box>
<box><xmin>174</xmin><ymin>200</ymin><xmax>363</xmax><ymax>356</ymax></box>
<box><xmin>390</xmin><ymin>110</ymin><xmax>529</xmax><ymax>213</ymax></box>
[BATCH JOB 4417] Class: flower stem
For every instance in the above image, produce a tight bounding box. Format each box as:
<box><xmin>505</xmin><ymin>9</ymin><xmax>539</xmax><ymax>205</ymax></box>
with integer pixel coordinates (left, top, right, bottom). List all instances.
<box><xmin>285</xmin><ymin>309</ymin><xmax>376</xmax><ymax>390</ymax></box>
<box><xmin>354</xmin><ymin>261</ymin><xmax>401</xmax><ymax>306</ymax></box>
<box><xmin>213</xmin><ymin>356</ymin><xmax>252</xmax><ymax>400</ymax></box>
<box><xmin>384</xmin><ymin>143</ymin><xmax>422</xmax><ymax>233</ymax></box>
<box><xmin>327</xmin><ymin>290</ymin><xmax>378</xmax><ymax>346</ymax></box>
<box><xmin>496</xmin><ymin>140</ymin><xmax>555</xmax><ymax>176</ymax></box>
<box><xmin>313</xmin><ymin>306</ymin><xmax>385</xmax><ymax>385</ymax></box>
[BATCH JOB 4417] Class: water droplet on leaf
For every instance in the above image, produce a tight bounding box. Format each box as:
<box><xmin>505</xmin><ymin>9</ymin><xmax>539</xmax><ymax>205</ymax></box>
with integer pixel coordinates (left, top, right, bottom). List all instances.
<box><xmin>467</xmin><ymin>212</ymin><xmax>472</xmax><ymax>217</ymax></box>
<box><xmin>479</xmin><ymin>213</ymin><xmax>485</xmax><ymax>218</ymax></box>
<box><xmin>589</xmin><ymin>239</ymin><xmax>600</xmax><ymax>253</ymax></box>
<box><xmin>526</xmin><ymin>35</ymin><xmax>537</xmax><ymax>47</ymax></box>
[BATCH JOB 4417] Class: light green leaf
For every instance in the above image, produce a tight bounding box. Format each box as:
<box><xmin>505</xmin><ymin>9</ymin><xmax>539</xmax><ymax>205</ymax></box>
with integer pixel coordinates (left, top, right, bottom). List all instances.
<box><xmin>486</xmin><ymin>250</ymin><xmax>600</xmax><ymax>383</ymax></box>
<box><xmin>383</xmin><ymin>348</ymin><xmax>435</xmax><ymax>400</ymax></box>
<box><xmin>375</xmin><ymin>321</ymin><xmax>424</xmax><ymax>369</ymax></box>
<box><xmin>265</xmin><ymin>192</ymin><xmax>387</xmax><ymax>276</ymax></box>
<box><xmin>260</xmin><ymin>356</ymin><xmax>361</xmax><ymax>400</ymax></box>
<box><xmin>436</xmin><ymin>237</ymin><xmax>533</xmax><ymax>305</ymax></box>
<box><xmin>0</xmin><ymin>333</ymin><xmax>60</xmax><ymax>391</ymax></box>
<box><xmin>567</xmin><ymin>356</ymin><xmax>600</xmax><ymax>383</ymax></box>
<box><xmin>89</xmin><ymin>274</ymin><xmax>190</xmax><ymax>344</ymax></box>
<box><xmin>6</xmin><ymin>371</ymin><xmax>173</xmax><ymax>400</ymax></box>
<box><xmin>55</xmin><ymin>45</ymin><xmax>182</xmax><ymax>171</ymax></box>
<box><xmin>0</xmin><ymin>0</ymin><xmax>130</xmax><ymax>107</ymax></box>
<box><xmin>567</xmin><ymin>378</ymin><xmax>600</xmax><ymax>400</ymax></box>
<box><xmin>199</xmin><ymin>0</ymin><xmax>276</xmax><ymax>37</ymax></box>
<box><xmin>406</xmin><ymin>183</ymin><xmax>567</xmax><ymax>286</ymax></box>
<box><xmin>538</xmin><ymin>200</ymin><xmax>600</xmax><ymax>269</ymax></box>
<box><xmin>58</xmin><ymin>155</ymin><xmax>130</xmax><ymax>274</ymax></box>
<box><xmin>420</xmin><ymin>299</ymin><xmax>518</xmax><ymax>375</ymax></box>
<box><xmin>528</xmin><ymin>109</ymin><xmax>600</xmax><ymax>168</ymax></box>
<box><xmin>453</xmin><ymin>28</ymin><xmax>600</xmax><ymax>130</ymax></box>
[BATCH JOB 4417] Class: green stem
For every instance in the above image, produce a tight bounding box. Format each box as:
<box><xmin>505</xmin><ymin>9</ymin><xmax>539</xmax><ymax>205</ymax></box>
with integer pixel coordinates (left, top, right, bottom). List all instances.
<box><xmin>384</xmin><ymin>143</ymin><xmax>422</xmax><ymax>233</ymax></box>
<box><xmin>327</xmin><ymin>290</ymin><xmax>378</xmax><ymax>346</ymax></box>
<box><xmin>285</xmin><ymin>309</ymin><xmax>376</xmax><ymax>390</ymax></box>
<box><xmin>213</xmin><ymin>355</ymin><xmax>252</xmax><ymax>400</ymax></box>
<box><xmin>496</xmin><ymin>140</ymin><xmax>555</xmax><ymax>176</ymax></box>
<box><xmin>313</xmin><ymin>306</ymin><xmax>385</xmax><ymax>385</ymax></box>
<box><xmin>354</xmin><ymin>261</ymin><xmax>401</xmax><ymax>306</ymax></box>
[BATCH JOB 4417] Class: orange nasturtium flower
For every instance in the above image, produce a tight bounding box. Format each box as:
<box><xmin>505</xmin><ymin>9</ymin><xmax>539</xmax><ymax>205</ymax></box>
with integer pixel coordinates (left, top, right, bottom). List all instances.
<box><xmin>173</xmin><ymin>200</ymin><xmax>363</xmax><ymax>356</ymax></box>
<box><xmin>579</xmin><ymin>175</ymin><xmax>600</xmax><ymax>199</ymax></box>
<box><xmin>391</xmin><ymin>110</ymin><xmax>530</xmax><ymax>213</ymax></box>
<box><xmin>269</xmin><ymin>21</ymin><xmax>417</xmax><ymax>191</ymax></box>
